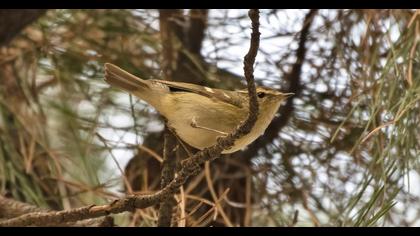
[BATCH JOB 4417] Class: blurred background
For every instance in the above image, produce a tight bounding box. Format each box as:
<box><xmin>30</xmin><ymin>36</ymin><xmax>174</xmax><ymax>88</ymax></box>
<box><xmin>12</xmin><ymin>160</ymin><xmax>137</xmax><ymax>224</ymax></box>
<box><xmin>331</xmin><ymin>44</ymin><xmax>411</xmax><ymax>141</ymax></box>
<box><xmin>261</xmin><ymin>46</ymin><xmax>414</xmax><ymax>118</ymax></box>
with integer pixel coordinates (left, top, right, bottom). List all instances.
<box><xmin>0</xmin><ymin>9</ymin><xmax>419</xmax><ymax>226</ymax></box>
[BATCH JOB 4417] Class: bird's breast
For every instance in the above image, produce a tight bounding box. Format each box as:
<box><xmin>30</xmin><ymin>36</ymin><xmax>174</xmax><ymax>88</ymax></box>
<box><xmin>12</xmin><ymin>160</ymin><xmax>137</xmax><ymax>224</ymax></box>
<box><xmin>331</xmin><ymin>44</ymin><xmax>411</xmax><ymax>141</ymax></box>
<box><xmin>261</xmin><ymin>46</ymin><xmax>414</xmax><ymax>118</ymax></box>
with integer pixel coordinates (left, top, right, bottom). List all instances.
<box><xmin>160</xmin><ymin>93</ymin><xmax>280</xmax><ymax>154</ymax></box>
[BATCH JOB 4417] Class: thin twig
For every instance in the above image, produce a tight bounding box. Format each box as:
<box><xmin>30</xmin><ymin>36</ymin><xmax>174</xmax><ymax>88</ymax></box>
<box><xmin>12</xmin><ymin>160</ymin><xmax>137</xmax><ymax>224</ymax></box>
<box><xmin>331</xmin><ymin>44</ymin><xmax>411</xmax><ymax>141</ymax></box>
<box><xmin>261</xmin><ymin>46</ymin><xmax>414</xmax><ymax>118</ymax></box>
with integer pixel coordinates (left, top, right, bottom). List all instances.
<box><xmin>96</xmin><ymin>133</ymin><xmax>133</xmax><ymax>194</ymax></box>
<box><xmin>190</xmin><ymin>188</ymin><xmax>230</xmax><ymax>227</ymax></box>
<box><xmin>177</xmin><ymin>186</ymin><xmax>186</xmax><ymax>227</ymax></box>
<box><xmin>138</xmin><ymin>144</ymin><xmax>163</xmax><ymax>163</ymax></box>
<box><xmin>407</xmin><ymin>20</ymin><xmax>419</xmax><ymax>87</ymax></box>
<box><xmin>244</xmin><ymin>170</ymin><xmax>252</xmax><ymax>226</ymax></box>
<box><xmin>204</xmin><ymin>161</ymin><xmax>233</xmax><ymax>226</ymax></box>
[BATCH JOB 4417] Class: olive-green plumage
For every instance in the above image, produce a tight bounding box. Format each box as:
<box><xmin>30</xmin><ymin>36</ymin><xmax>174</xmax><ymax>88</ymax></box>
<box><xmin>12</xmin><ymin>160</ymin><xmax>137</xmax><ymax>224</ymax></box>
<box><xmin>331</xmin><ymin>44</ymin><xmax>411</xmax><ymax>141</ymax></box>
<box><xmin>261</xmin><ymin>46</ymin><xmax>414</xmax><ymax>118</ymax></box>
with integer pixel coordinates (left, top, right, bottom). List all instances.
<box><xmin>104</xmin><ymin>63</ymin><xmax>292</xmax><ymax>154</ymax></box>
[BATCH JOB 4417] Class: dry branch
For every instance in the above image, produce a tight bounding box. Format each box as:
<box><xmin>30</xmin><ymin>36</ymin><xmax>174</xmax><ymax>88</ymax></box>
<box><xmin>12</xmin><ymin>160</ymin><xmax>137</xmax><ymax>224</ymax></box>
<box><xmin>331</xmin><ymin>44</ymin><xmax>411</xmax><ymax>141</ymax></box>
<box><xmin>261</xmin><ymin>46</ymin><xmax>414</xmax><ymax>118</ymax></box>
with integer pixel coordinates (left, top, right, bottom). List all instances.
<box><xmin>157</xmin><ymin>129</ymin><xmax>178</xmax><ymax>226</ymax></box>
<box><xmin>0</xmin><ymin>195</ymin><xmax>113</xmax><ymax>227</ymax></box>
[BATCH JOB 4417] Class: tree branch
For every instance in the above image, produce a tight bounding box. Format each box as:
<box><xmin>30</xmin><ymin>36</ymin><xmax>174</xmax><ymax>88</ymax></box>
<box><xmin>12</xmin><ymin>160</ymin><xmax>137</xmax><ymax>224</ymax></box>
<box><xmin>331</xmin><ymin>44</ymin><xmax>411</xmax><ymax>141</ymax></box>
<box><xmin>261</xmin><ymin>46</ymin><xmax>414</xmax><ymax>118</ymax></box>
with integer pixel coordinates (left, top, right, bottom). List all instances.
<box><xmin>0</xmin><ymin>195</ymin><xmax>113</xmax><ymax>226</ymax></box>
<box><xmin>157</xmin><ymin>10</ymin><xmax>183</xmax><ymax>226</ymax></box>
<box><xmin>187</xmin><ymin>9</ymin><xmax>209</xmax><ymax>55</ymax></box>
<box><xmin>0</xmin><ymin>9</ymin><xmax>261</xmax><ymax>227</ymax></box>
<box><xmin>157</xmin><ymin>129</ymin><xmax>178</xmax><ymax>226</ymax></box>
<box><xmin>238</xmin><ymin>9</ymin><xmax>318</xmax><ymax>159</ymax></box>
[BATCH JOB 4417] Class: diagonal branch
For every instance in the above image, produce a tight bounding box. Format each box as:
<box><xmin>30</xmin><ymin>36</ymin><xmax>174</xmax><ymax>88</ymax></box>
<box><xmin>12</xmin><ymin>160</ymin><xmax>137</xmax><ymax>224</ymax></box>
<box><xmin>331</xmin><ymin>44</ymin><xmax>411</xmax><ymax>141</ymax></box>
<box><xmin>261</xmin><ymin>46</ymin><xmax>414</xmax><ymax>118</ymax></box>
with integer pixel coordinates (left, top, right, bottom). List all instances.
<box><xmin>0</xmin><ymin>9</ymin><xmax>261</xmax><ymax>227</ymax></box>
<box><xmin>238</xmin><ymin>9</ymin><xmax>318</xmax><ymax>159</ymax></box>
<box><xmin>0</xmin><ymin>195</ymin><xmax>113</xmax><ymax>226</ymax></box>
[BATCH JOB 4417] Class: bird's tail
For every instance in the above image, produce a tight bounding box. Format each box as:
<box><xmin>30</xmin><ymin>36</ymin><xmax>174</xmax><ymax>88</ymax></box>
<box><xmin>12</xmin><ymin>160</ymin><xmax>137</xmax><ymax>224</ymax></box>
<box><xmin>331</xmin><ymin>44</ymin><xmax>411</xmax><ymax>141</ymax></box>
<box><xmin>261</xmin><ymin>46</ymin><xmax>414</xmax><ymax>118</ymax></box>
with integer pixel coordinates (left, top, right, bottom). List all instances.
<box><xmin>104</xmin><ymin>63</ymin><xmax>150</xmax><ymax>93</ymax></box>
<box><xmin>104</xmin><ymin>63</ymin><xmax>166</xmax><ymax>110</ymax></box>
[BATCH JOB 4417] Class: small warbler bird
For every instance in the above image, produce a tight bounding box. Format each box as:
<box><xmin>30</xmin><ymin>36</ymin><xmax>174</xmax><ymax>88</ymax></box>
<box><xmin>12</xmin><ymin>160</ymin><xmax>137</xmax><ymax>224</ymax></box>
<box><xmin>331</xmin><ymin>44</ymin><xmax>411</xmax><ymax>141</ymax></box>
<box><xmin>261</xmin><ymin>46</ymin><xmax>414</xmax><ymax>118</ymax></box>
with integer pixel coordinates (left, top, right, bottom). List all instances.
<box><xmin>104</xmin><ymin>63</ymin><xmax>293</xmax><ymax>154</ymax></box>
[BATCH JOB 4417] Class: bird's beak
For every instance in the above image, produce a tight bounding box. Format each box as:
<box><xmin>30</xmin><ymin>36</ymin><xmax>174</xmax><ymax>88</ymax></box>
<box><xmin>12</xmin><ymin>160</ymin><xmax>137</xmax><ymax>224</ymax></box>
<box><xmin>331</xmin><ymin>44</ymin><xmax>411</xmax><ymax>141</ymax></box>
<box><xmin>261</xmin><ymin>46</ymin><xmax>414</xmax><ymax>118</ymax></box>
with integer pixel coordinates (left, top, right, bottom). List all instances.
<box><xmin>282</xmin><ymin>92</ymin><xmax>295</xmax><ymax>98</ymax></box>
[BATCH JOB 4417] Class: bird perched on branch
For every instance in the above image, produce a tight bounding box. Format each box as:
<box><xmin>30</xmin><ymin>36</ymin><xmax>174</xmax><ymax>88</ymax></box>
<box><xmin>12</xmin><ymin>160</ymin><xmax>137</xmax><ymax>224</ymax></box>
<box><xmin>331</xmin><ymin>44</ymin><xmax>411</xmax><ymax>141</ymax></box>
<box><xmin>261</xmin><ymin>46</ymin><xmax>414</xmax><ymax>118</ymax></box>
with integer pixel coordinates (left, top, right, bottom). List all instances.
<box><xmin>104</xmin><ymin>63</ymin><xmax>293</xmax><ymax>154</ymax></box>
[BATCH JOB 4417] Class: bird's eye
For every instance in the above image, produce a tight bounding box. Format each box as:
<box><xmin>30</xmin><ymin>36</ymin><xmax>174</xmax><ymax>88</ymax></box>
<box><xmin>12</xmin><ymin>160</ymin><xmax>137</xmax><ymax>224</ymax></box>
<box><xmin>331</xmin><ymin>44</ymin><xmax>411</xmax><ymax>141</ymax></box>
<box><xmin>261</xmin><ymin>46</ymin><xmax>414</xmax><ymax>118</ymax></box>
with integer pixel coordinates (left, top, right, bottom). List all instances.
<box><xmin>257</xmin><ymin>92</ymin><xmax>266</xmax><ymax>98</ymax></box>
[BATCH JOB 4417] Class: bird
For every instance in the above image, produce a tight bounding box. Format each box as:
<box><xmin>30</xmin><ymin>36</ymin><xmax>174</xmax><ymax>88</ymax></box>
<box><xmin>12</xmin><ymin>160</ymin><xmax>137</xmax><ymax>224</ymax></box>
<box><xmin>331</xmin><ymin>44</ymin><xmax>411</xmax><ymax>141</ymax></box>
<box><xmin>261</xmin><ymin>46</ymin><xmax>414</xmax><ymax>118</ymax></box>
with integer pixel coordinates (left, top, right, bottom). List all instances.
<box><xmin>104</xmin><ymin>63</ymin><xmax>293</xmax><ymax>154</ymax></box>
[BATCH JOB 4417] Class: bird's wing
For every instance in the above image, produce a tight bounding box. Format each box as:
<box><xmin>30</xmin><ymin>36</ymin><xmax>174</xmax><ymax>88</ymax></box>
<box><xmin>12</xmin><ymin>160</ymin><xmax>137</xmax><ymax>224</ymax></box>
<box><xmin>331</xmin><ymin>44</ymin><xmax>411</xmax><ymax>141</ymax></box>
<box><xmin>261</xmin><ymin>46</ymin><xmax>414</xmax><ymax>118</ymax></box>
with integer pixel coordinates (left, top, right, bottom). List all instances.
<box><xmin>151</xmin><ymin>79</ymin><xmax>245</xmax><ymax>108</ymax></box>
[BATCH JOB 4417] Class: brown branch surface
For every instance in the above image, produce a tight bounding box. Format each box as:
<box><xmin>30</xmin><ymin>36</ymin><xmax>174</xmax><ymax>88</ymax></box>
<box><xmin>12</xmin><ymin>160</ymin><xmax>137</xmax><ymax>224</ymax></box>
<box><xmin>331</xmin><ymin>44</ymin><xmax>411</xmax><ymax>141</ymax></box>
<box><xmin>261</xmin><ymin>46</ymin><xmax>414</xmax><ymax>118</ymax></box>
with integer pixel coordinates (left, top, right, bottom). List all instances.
<box><xmin>0</xmin><ymin>195</ymin><xmax>113</xmax><ymax>226</ymax></box>
<box><xmin>157</xmin><ymin>129</ymin><xmax>178</xmax><ymax>226</ymax></box>
<box><xmin>157</xmin><ymin>10</ymin><xmax>182</xmax><ymax>227</ymax></box>
<box><xmin>0</xmin><ymin>9</ymin><xmax>261</xmax><ymax>227</ymax></box>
